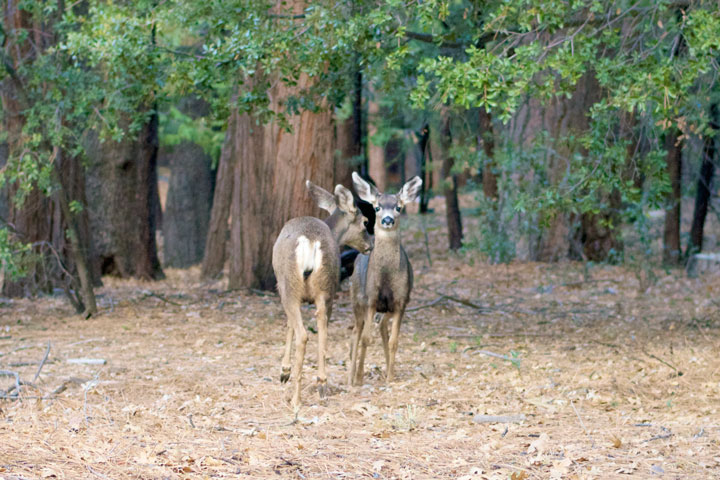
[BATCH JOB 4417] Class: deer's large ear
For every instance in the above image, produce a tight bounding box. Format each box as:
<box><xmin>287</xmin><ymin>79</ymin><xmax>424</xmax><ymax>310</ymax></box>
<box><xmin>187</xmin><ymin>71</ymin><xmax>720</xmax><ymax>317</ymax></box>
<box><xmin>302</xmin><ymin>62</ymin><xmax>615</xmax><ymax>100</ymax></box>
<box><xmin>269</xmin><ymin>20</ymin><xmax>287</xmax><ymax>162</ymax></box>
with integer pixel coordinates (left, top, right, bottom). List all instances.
<box><xmin>306</xmin><ymin>180</ymin><xmax>336</xmax><ymax>213</ymax></box>
<box><xmin>352</xmin><ymin>172</ymin><xmax>379</xmax><ymax>204</ymax></box>
<box><xmin>334</xmin><ymin>184</ymin><xmax>356</xmax><ymax>214</ymax></box>
<box><xmin>399</xmin><ymin>176</ymin><xmax>422</xmax><ymax>205</ymax></box>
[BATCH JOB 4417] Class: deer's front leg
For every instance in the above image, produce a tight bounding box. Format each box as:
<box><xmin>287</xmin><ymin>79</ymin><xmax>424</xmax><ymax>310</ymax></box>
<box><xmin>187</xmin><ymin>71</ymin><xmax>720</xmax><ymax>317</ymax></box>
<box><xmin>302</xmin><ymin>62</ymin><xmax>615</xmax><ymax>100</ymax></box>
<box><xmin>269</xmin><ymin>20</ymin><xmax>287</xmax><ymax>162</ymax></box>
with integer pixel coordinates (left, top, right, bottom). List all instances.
<box><xmin>353</xmin><ymin>307</ymin><xmax>375</xmax><ymax>386</ymax></box>
<box><xmin>379</xmin><ymin>313</ymin><xmax>390</xmax><ymax>373</ymax></box>
<box><xmin>386</xmin><ymin>311</ymin><xmax>403</xmax><ymax>383</ymax></box>
<box><xmin>348</xmin><ymin>305</ymin><xmax>364</xmax><ymax>386</ymax></box>
<box><xmin>315</xmin><ymin>295</ymin><xmax>331</xmax><ymax>398</ymax></box>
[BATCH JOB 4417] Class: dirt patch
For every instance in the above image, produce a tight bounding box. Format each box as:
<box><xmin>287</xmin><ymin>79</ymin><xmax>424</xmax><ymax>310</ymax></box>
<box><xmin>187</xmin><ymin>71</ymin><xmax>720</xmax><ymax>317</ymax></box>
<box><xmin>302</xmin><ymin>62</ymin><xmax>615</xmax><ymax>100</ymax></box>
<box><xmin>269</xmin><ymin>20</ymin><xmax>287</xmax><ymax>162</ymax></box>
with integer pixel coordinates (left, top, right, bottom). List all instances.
<box><xmin>1</xmin><ymin>206</ymin><xmax>719</xmax><ymax>479</ymax></box>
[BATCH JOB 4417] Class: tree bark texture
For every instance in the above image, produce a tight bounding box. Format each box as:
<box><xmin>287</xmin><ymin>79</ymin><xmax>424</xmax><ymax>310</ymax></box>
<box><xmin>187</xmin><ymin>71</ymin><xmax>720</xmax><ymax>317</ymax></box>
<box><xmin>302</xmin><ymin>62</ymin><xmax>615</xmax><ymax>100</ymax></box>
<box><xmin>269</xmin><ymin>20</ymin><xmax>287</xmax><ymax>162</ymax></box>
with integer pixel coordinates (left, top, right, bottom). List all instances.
<box><xmin>687</xmin><ymin>103</ymin><xmax>717</xmax><ymax>256</ymax></box>
<box><xmin>85</xmin><ymin>115</ymin><xmax>164</xmax><ymax>280</ymax></box>
<box><xmin>163</xmin><ymin>140</ymin><xmax>213</xmax><ymax>268</ymax></box>
<box><xmin>201</xmin><ymin>116</ymin><xmax>236</xmax><ymax>279</ymax></box>
<box><xmin>226</xmin><ymin>75</ymin><xmax>338</xmax><ymax>290</ymax></box>
<box><xmin>509</xmin><ymin>73</ymin><xmax>601</xmax><ymax>261</ymax></box>
<box><xmin>162</xmin><ymin>97</ymin><xmax>214</xmax><ymax>268</ymax></box>
<box><xmin>416</xmin><ymin>124</ymin><xmax>431</xmax><ymax>214</ymax></box>
<box><xmin>478</xmin><ymin>107</ymin><xmax>498</xmax><ymax>200</ymax></box>
<box><xmin>1</xmin><ymin>3</ymin><xmax>95</xmax><ymax>301</ymax></box>
<box><xmin>367</xmin><ymin>91</ymin><xmax>386</xmax><ymax>190</ymax></box>
<box><xmin>438</xmin><ymin>112</ymin><xmax>463</xmax><ymax>250</ymax></box>
<box><xmin>663</xmin><ymin>130</ymin><xmax>683</xmax><ymax>265</ymax></box>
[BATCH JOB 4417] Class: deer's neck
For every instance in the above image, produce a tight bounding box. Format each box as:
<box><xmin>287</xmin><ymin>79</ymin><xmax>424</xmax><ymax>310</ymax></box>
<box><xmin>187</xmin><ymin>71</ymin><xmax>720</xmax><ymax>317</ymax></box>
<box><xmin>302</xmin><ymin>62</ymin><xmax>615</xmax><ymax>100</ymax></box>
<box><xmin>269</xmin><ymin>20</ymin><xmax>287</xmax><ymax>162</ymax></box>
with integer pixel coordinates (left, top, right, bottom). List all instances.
<box><xmin>323</xmin><ymin>210</ymin><xmax>345</xmax><ymax>243</ymax></box>
<box><xmin>372</xmin><ymin>227</ymin><xmax>402</xmax><ymax>260</ymax></box>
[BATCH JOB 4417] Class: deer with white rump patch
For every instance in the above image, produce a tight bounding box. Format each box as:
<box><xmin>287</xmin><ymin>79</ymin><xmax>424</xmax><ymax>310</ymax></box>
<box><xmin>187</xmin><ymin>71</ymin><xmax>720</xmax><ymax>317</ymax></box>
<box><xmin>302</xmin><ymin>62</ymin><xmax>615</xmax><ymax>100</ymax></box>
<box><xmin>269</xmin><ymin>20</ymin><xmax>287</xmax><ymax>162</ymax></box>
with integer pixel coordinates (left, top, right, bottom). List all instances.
<box><xmin>349</xmin><ymin>172</ymin><xmax>422</xmax><ymax>386</ymax></box>
<box><xmin>272</xmin><ymin>181</ymin><xmax>372</xmax><ymax>412</ymax></box>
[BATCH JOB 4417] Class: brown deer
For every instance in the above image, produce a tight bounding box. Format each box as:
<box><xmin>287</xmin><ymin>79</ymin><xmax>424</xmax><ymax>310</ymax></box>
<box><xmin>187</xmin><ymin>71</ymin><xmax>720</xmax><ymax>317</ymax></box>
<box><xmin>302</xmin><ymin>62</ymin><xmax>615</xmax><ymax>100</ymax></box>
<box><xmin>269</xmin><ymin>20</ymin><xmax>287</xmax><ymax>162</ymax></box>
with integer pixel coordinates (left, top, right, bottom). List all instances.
<box><xmin>272</xmin><ymin>180</ymin><xmax>372</xmax><ymax>413</ymax></box>
<box><xmin>348</xmin><ymin>172</ymin><xmax>422</xmax><ymax>386</ymax></box>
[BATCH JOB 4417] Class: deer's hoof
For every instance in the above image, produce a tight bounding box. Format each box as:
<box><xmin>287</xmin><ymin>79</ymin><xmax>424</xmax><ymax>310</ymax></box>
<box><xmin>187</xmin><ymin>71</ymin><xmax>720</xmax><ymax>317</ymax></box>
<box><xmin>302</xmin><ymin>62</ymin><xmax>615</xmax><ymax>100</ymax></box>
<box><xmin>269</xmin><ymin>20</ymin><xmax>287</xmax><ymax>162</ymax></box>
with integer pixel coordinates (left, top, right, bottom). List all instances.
<box><xmin>280</xmin><ymin>368</ymin><xmax>291</xmax><ymax>383</ymax></box>
<box><xmin>317</xmin><ymin>379</ymin><xmax>327</xmax><ymax>398</ymax></box>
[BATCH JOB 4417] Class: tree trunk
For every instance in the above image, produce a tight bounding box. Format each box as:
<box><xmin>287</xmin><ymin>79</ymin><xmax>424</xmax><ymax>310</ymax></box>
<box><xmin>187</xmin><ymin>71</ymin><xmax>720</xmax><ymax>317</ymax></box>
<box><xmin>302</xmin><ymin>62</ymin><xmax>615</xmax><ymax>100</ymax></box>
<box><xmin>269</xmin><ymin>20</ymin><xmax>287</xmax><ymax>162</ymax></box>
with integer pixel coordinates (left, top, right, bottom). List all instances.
<box><xmin>1</xmin><ymin>2</ymin><xmax>96</xmax><ymax>307</ymax></box>
<box><xmin>663</xmin><ymin>130</ymin><xmax>683</xmax><ymax>265</ymax></box>
<box><xmin>85</xmin><ymin>114</ymin><xmax>164</xmax><ymax>280</ymax></box>
<box><xmin>367</xmin><ymin>91</ymin><xmax>386</xmax><ymax>190</ymax></box>
<box><xmin>438</xmin><ymin>112</ymin><xmax>463</xmax><ymax>250</ymax></box>
<box><xmin>226</xmin><ymin>75</ymin><xmax>337</xmax><ymax>290</ymax></box>
<box><xmin>336</xmin><ymin>66</ymin><xmax>364</xmax><ymax>185</ymax></box>
<box><xmin>162</xmin><ymin>98</ymin><xmax>214</xmax><ymax>268</ymax></box>
<box><xmin>163</xmin><ymin>140</ymin><xmax>213</xmax><ymax>267</ymax></box>
<box><xmin>416</xmin><ymin>124</ymin><xmax>431</xmax><ymax>214</ymax></box>
<box><xmin>201</xmin><ymin>117</ymin><xmax>236</xmax><ymax>279</ymax></box>
<box><xmin>510</xmin><ymin>73</ymin><xmax>601</xmax><ymax>261</ymax></box>
<box><xmin>687</xmin><ymin>103</ymin><xmax>718</xmax><ymax>256</ymax></box>
<box><xmin>478</xmin><ymin>108</ymin><xmax>498</xmax><ymax>200</ymax></box>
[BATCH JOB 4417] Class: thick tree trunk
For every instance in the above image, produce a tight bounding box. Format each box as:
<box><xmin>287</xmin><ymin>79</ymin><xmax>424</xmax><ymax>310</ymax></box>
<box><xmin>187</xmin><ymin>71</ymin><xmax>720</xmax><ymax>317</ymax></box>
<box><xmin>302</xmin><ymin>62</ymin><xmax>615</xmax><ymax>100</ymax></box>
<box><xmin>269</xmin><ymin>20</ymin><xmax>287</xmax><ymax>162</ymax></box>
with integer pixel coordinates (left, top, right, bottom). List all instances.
<box><xmin>201</xmin><ymin>118</ymin><xmax>236</xmax><ymax>279</ymax></box>
<box><xmin>663</xmin><ymin>130</ymin><xmax>683</xmax><ymax>265</ymax></box>
<box><xmin>85</xmin><ymin>115</ymin><xmax>164</xmax><ymax>280</ymax></box>
<box><xmin>438</xmin><ymin>112</ymin><xmax>463</xmax><ymax>250</ymax></box>
<box><xmin>478</xmin><ymin>108</ymin><xmax>498</xmax><ymax>200</ymax></box>
<box><xmin>367</xmin><ymin>92</ymin><xmax>386</xmax><ymax>190</ymax></box>
<box><xmin>162</xmin><ymin>97</ymin><xmax>214</xmax><ymax>268</ymax></box>
<box><xmin>227</xmin><ymin>75</ymin><xmax>337</xmax><ymax>290</ymax></box>
<box><xmin>510</xmin><ymin>74</ymin><xmax>601</xmax><ymax>261</ymax></box>
<box><xmin>163</xmin><ymin>140</ymin><xmax>213</xmax><ymax>267</ymax></box>
<box><xmin>1</xmin><ymin>2</ymin><xmax>96</xmax><ymax>307</ymax></box>
<box><xmin>687</xmin><ymin>103</ymin><xmax>718</xmax><ymax>256</ymax></box>
<box><xmin>336</xmin><ymin>67</ymin><xmax>364</xmax><ymax>185</ymax></box>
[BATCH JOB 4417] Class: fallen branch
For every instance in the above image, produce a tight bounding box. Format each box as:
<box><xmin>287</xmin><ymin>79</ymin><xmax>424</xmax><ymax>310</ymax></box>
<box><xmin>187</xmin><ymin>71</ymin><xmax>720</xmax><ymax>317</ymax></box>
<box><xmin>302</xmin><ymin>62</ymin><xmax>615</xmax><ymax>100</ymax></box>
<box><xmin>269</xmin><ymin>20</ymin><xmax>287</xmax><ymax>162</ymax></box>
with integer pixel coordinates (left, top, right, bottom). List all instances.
<box><xmin>406</xmin><ymin>296</ymin><xmax>446</xmax><ymax>312</ymax></box>
<box><xmin>33</xmin><ymin>341</ymin><xmax>51</xmax><ymax>382</ymax></box>
<box><xmin>0</xmin><ymin>369</ymin><xmax>21</xmax><ymax>398</ymax></box>
<box><xmin>570</xmin><ymin>399</ymin><xmax>595</xmax><ymax>447</ymax></box>
<box><xmin>471</xmin><ymin>349</ymin><xmax>512</xmax><ymax>361</ymax></box>
<box><xmin>642</xmin><ymin>350</ymin><xmax>682</xmax><ymax>376</ymax></box>
<box><xmin>143</xmin><ymin>290</ymin><xmax>182</xmax><ymax>306</ymax></box>
<box><xmin>473</xmin><ymin>414</ymin><xmax>526</xmax><ymax>424</ymax></box>
<box><xmin>67</xmin><ymin>358</ymin><xmax>107</xmax><ymax>365</ymax></box>
<box><xmin>643</xmin><ymin>427</ymin><xmax>673</xmax><ymax>443</ymax></box>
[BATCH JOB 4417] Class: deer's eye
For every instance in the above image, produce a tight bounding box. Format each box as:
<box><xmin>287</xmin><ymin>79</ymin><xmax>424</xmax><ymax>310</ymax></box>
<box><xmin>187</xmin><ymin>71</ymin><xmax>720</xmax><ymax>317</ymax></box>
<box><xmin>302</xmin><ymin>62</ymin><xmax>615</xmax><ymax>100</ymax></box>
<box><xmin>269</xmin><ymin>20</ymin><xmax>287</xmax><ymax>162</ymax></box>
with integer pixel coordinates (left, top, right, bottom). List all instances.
<box><xmin>374</xmin><ymin>206</ymin><xmax>380</xmax><ymax>212</ymax></box>
<box><xmin>395</xmin><ymin>206</ymin><xmax>402</xmax><ymax>212</ymax></box>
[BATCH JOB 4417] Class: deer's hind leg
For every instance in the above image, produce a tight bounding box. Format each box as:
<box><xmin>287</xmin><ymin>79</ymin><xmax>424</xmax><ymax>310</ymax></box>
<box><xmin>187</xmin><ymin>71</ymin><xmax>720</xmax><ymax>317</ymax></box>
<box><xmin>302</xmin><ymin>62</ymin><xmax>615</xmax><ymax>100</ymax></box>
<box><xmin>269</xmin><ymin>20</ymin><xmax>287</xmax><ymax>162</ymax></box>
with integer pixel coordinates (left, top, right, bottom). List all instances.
<box><xmin>315</xmin><ymin>295</ymin><xmax>331</xmax><ymax>398</ymax></box>
<box><xmin>280</xmin><ymin>322</ymin><xmax>293</xmax><ymax>383</ymax></box>
<box><xmin>281</xmin><ymin>296</ymin><xmax>308</xmax><ymax>414</ymax></box>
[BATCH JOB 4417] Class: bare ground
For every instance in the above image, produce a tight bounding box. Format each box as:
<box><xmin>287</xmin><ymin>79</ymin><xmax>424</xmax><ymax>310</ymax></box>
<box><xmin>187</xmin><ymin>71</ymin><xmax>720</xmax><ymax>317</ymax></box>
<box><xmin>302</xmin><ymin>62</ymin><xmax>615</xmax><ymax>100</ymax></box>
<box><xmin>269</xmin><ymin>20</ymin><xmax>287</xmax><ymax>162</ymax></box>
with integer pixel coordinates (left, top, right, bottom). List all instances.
<box><xmin>1</xmin><ymin>204</ymin><xmax>719</xmax><ymax>479</ymax></box>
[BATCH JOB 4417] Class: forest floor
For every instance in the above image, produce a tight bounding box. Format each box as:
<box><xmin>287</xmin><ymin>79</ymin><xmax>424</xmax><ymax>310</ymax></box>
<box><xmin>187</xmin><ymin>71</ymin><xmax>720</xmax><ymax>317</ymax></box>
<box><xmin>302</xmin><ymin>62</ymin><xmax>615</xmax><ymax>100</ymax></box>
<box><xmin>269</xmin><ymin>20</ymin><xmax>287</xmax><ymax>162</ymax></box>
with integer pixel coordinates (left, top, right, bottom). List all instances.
<box><xmin>1</xmin><ymin>198</ymin><xmax>720</xmax><ymax>479</ymax></box>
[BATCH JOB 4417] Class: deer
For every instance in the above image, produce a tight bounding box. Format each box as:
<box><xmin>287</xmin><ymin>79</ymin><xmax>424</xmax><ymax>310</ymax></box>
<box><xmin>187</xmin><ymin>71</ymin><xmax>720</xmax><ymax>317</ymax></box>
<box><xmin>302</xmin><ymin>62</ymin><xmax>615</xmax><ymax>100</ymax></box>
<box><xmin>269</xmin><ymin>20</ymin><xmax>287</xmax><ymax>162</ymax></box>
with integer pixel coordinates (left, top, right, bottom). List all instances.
<box><xmin>272</xmin><ymin>180</ymin><xmax>373</xmax><ymax>413</ymax></box>
<box><xmin>348</xmin><ymin>172</ymin><xmax>422</xmax><ymax>386</ymax></box>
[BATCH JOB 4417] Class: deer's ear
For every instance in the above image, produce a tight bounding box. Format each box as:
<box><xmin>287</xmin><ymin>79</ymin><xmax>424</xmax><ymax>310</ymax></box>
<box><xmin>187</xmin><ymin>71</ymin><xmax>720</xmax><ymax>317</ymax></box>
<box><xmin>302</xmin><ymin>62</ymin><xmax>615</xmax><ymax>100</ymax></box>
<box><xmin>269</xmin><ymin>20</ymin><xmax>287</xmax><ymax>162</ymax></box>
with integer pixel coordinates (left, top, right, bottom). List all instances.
<box><xmin>399</xmin><ymin>176</ymin><xmax>422</xmax><ymax>205</ymax></box>
<box><xmin>352</xmin><ymin>172</ymin><xmax>379</xmax><ymax>204</ymax></box>
<box><xmin>306</xmin><ymin>180</ymin><xmax>336</xmax><ymax>213</ymax></box>
<box><xmin>334</xmin><ymin>184</ymin><xmax>356</xmax><ymax>215</ymax></box>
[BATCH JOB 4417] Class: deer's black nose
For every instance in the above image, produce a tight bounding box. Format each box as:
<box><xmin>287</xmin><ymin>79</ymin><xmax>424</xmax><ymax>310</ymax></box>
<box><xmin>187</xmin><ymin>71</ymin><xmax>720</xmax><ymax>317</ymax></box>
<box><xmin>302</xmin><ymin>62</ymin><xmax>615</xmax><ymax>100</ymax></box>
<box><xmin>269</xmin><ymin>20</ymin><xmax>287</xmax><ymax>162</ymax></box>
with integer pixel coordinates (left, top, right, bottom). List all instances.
<box><xmin>382</xmin><ymin>216</ymin><xmax>394</xmax><ymax>226</ymax></box>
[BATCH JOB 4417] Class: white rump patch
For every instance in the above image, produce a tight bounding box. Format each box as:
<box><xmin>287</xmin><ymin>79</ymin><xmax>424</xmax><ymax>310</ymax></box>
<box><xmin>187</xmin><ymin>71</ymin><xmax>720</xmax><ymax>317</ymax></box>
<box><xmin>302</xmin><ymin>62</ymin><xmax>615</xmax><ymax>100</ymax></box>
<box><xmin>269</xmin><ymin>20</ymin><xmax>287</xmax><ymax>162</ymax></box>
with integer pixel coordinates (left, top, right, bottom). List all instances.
<box><xmin>296</xmin><ymin>235</ymin><xmax>323</xmax><ymax>278</ymax></box>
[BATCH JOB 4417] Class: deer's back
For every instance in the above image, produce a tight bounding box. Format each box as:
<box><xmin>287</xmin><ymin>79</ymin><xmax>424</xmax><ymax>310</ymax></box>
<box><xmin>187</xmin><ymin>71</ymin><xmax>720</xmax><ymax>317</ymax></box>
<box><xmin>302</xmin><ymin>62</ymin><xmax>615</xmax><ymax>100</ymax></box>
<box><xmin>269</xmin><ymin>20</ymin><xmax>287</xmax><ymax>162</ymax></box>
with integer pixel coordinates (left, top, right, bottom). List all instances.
<box><xmin>272</xmin><ymin>217</ymin><xmax>340</xmax><ymax>303</ymax></box>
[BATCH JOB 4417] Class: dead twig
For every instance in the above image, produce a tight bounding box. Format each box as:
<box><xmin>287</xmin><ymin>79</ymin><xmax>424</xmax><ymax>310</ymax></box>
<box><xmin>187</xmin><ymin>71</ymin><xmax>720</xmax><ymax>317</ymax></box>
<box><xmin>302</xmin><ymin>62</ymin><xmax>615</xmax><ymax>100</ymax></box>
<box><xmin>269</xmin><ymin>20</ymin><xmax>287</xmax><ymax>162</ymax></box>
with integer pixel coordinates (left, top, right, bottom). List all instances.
<box><xmin>642</xmin><ymin>350</ymin><xmax>683</xmax><ymax>376</ymax></box>
<box><xmin>143</xmin><ymin>290</ymin><xmax>182</xmax><ymax>306</ymax></box>
<box><xmin>33</xmin><ymin>341</ymin><xmax>51</xmax><ymax>382</ymax></box>
<box><xmin>570</xmin><ymin>399</ymin><xmax>595</xmax><ymax>447</ymax></box>
<box><xmin>406</xmin><ymin>296</ymin><xmax>446</xmax><ymax>312</ymax></box>
<box><xmin>642</xmin><ymin>426</ymin><xmax>673</xmax><ymax>443</ymax></box>
<box><xmin>472</xmin><ymin>349</ymin><xmax>512</xmax><ymax>361</ymax></box>
<box><xmin>0</xmin><ymin>369</ymin><xmax>21</xmax><ymax>398</ymax></box>
<box><xmin>473</xmin><ymin>414</ymin><xmax>526</xmax><ymax>424</ymax></box>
